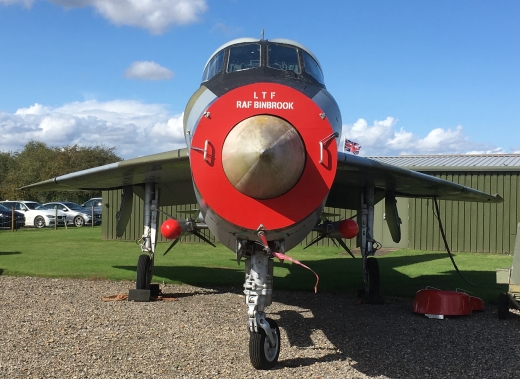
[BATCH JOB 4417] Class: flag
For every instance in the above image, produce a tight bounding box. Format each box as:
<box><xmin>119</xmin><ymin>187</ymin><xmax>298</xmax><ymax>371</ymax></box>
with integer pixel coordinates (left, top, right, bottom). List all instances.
<box><xmin>344</xmin><ymin>139</ymin><xmax>361</xmax><ymax>155</ymax></box>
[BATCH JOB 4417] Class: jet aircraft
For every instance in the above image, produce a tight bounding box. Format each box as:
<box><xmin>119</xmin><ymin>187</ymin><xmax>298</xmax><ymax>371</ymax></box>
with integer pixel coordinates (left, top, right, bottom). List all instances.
<box><xmin>23</xmin><ymin>36</ymin><xmax>502</xmax><ymax>370</ymax></box>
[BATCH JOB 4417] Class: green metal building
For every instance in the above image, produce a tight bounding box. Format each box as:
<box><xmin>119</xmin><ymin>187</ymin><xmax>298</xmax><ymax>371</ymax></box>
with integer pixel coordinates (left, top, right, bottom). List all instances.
<box><xmin>372</xmin><ymin>154</ymin><xmax>520</xmax><ymax>254</ymax></box>
<box><xmin>101</xmin><ymin>154</ymin><xmax>520</xmax><ymax>254</ymax></box>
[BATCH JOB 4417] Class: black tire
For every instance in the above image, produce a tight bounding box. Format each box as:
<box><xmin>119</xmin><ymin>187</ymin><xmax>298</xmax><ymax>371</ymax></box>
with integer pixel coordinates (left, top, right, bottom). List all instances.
<box><xmin>73</xmin><ymin>216</ymin><xmax>85</xmax><ymax>227</ymax></box>
<box><xmin>136</xmin><ymin>254</ymin><xmax>152</xmax><ymax>290</ymax></box>
<box><xmin>249</xmin><ymin>318</ymin><xmax>280</xmax><ymax>370</ymax></box>
<box><xmin>34</xmin><ymin>215</ymin><xmax>46</xmax><ymax>228</ymax></box>
<box><xmin>498</xmin><ymin>292</ymin><xmax>510</xmax><ymax>320</ymax></box>
<box><xmin>366</xmin><ymin>258</ymin><xmax>380</xmax><ymax>296</ymax></box>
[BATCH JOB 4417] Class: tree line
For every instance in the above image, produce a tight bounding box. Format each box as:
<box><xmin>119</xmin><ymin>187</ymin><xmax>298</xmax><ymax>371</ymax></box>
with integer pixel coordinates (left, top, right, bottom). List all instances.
<box><xmin>0</xmin><ymin>141</ymin><xmax>122</xmax><ymax>205</ymax></box>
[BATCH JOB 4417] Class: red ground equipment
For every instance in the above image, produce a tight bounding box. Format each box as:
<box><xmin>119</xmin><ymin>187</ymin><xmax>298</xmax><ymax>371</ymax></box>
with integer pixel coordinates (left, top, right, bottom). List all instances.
<box><xmin>413</xmin><ymin>287</ymin><xmax>484</xmax><ymax>319</ymax></box>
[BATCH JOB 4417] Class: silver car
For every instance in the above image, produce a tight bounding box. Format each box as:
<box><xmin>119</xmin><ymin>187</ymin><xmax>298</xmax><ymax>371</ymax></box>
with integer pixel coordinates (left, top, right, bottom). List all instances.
<box><xmin>43</xmin><ymin>202</ymin><xmax>101</xmax><ymax>227</ymax></box>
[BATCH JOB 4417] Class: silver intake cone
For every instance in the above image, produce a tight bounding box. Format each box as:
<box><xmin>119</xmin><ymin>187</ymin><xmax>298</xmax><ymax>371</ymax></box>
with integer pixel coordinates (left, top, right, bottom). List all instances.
<box><xmin>222</xmin><ymin>115</ymin><xmax>305</xmax><ymax>199</ymax></box>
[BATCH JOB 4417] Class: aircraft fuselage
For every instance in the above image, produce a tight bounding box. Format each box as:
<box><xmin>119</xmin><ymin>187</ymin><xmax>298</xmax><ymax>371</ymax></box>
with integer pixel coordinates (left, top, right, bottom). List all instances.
<box><xmin>183</xmin><ymin>38</ymin><xmax>342</xmax><ymax>252</ymax></box>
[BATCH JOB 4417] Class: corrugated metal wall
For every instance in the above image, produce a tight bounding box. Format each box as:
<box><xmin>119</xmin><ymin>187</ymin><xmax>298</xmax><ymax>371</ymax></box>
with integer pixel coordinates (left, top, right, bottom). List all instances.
<box><xmin>102</xmin><ymin>170</ymin><xmax>519</xmax><ymax>254</ymax></box>
<box><xmin>409</xmin><ymin>171</ymin><xmax>519</xmax><ymax>254</ymax></box>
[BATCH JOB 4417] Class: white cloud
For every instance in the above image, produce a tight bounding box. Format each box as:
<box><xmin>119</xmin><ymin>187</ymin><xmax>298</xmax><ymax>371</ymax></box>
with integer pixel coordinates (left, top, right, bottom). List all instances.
<box><xmin>3</xmin><ymin>104</ymin><xmax>510</xmax><ymax>161</ymax></box>
<box><xmin>342</xmin><ymin>117</ymin><xmax>502</xmax><ymax>156</ymax></box>
<box><xmin>4</xmin><ymin>1</ymin><xmax>208</xmax><ymax>33</ymax></box>
<box><xmin>14</xmin><ymin>103</ymin><xmax>50</xmax><ymax>116</ymax></box>
<box><xmin>465</xmin><ymin>148</ymin><xmax>507</xmax><ymax>154</ymax></box>
<box><xmin>0</xmin><ymin>100</ymin><xmax>186</xmax><ymax>159</ymax></box>
<box><xmin>414</xmin><ymin>126</ymin><xmax>467</xmax><ymax>152</ymax></box>
<box><xmin>124</xmin><ymin>61</ymin><xmax>173</xmax><ymax>81</ymax></box>
<box><xmin>49</xmin><ymin>0</ymin><xmax>208</xmax><ymax>34</ymax></box>
<box><xmin>347</xmin><ymin>117</ymin><xmax>397</xmax><ymax>148</ymax></box>
<box><xmin>0</xmin><ymin>0</ymin><xmax>33</xmax><ymax>7</ymax></box>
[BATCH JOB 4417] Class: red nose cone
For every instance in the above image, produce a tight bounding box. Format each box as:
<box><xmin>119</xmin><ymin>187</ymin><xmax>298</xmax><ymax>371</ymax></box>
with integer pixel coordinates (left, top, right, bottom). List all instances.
<box><xmin>161</xmin><ymin>219</ymin><xmax>182</xmax><ymax>240</ymax></box>
<box><xmin>338</xmin><ymin>219</ymin><xmax>359</xmax><ymax>239</ymax></box>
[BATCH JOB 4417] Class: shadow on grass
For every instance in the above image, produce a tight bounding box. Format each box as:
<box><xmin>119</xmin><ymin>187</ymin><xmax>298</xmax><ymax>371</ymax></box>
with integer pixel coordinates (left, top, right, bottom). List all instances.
<box><xmin>0</xmin><ymin>251</ymin><xmax>21</xmax><ymax>256</ymax></box>
<box><xmin>114</xmin><ymin>253</ymin><xmax>505</xmax><ymax>300</ymax></box>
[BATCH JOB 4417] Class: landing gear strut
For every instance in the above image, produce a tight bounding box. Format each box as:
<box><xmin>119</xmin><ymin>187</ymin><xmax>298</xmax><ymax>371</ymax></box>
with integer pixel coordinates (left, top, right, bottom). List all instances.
<box><xmin>360</xmin><ymin>186</ymin><xmax>383</xmax><ymax>304</ymax></box>
<box><xmin>135</xmin><ymin>182</ymin><xmax>159</xmax><ymax>290</ymax></box>
<box><xmin>243</xmin><ymin>245</ymin><xmax>280</xmax><ymax>369</ymax></box>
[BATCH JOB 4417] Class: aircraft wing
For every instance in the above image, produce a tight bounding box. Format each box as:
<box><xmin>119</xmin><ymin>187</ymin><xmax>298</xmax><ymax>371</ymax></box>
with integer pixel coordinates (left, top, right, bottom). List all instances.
<box><xmin>22</xmin><ymin>148</ymin><xmax>196</xmax><ymax>205</ymax></box>
<box><xmin>23</xmin><ymin>148</ymin><xmax>502</xmax><ymax>209</ymax></box>
<box><xmin>326</xmin><ymin>152</ymin><xmax>503</xmax><ymax>209</ymax></box>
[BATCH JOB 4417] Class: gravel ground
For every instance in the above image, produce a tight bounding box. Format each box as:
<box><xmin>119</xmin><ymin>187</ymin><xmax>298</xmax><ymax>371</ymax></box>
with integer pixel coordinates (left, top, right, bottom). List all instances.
<box><xmin>1</xmin><ymin>276</ymin><xmax>519</xmax><ymax>378</ymax></box>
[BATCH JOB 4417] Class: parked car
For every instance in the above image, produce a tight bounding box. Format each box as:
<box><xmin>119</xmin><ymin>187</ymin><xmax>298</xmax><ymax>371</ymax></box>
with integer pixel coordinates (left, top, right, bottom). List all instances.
<box><xmin>0</xmin><ymin>203</ymin><xmax>25</xmax><ymax>229</ymax></box>
<box><xmin>0</xmin><ymin>200</ymin><xmax>67</xmax><ymax>228</ymax></box>
<box><xmin>43</xmin><ymin>201</ymin><xmax>101</xmax><ymax>227</ymax></box>
<box><xmin>81</xmin><ymin>197</ymin><xmax>103</xmax><ymax>213</ymax></box>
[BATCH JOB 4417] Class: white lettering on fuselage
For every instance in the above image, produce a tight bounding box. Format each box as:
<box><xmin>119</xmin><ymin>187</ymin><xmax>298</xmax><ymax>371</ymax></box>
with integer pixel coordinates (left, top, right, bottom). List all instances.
<box><xmin>236</xmin><ymin>91</ymin><xmax>293</xmax><ymax>109</ymax></box>
<box><xmin>236</xmin><ymin>100</ymin><xmax>252</xmax><ymax>108</ymax></box>
<box><xmin>253</xmin><ymin>91</ymin><xmax>275</xmax><ymax>99</ymax></box>
<box><xmin>254</xmin><ymin>101</ymin><xmax>294</xmax><ymax>109</ymax></box>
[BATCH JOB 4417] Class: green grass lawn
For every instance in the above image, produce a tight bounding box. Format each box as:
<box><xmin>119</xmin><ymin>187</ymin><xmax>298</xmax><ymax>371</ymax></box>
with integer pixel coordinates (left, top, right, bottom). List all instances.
<box><xmin>0</xmin><ymin>227</ymin><xmax>512</xmax><ymax>304</ymax></box>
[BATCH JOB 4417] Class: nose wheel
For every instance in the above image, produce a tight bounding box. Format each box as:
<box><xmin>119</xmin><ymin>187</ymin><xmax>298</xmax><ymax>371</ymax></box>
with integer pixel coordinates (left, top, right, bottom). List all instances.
<box><xmin>249</xmin><ymin>318</ymin><xmax>280</xmax><ymax>370</ymax></box>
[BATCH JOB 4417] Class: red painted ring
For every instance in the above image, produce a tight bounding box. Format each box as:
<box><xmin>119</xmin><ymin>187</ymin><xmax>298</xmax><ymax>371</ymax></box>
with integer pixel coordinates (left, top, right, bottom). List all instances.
<box><xmin>191</xmin><ymin>83</ymin><xmax>337</xmax><ymax>230</ymax></box>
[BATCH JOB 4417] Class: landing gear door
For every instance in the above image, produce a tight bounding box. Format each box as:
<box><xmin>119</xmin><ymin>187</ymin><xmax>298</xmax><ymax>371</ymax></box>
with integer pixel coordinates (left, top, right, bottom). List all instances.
<box><xmin>116</xmin><ymin>186</ymin><xmax>134</xmax><ymax>238</ymax></box>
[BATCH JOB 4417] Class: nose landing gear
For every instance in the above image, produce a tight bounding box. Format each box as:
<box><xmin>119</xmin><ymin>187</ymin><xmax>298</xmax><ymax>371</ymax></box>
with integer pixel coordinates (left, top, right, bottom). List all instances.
<box><xmin>243</xmin><ymin>240</ymin><xmax>281</xmax><ymax>370</ymax></box>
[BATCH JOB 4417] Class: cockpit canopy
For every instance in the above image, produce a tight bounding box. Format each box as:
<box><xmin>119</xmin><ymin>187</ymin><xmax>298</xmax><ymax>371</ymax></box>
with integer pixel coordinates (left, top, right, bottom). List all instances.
<box><xmin>202</xmin><ymin>38</ymin><xmax>325</xmax><ymax>85</ymax></box>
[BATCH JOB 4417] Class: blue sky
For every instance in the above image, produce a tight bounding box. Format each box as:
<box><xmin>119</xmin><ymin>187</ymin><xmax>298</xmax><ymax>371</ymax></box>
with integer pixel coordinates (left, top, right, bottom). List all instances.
<box><xmin>1</xmin><ymin>0</ymin><xmax>519</xmax><ymax>159</ymax></box>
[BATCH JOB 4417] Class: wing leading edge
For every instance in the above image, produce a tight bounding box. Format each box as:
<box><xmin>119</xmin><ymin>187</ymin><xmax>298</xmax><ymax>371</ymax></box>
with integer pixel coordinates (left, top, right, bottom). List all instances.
<box><xmin>21</xmin><ymin>148</ymin><xmax>196</xmax><ymax>206</ymax></box>
<box><xmin>22</xmin><ymin>149</ymin><xmax>502</xmax><ymax>209</ymax></box>
<box><xmin>327</xmin><ymin>152</ymin><xmax>503</xmax><ymax>210</ymax></box>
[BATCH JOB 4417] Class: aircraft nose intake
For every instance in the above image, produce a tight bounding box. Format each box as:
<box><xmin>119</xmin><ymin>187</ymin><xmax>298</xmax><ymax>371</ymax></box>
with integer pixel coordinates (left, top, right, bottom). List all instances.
<box><xmin>222</xmin><ymin>115</ymin><xmax>305</xmax><ymax>199</ymax></box>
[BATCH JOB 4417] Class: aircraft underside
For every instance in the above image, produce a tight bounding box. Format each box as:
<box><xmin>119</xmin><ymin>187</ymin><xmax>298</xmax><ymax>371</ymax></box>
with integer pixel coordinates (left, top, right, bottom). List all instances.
<box><xmin>128</xmin><ymin>179</ymin><xmax>383</xmax><ymax>369</ymax></box>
